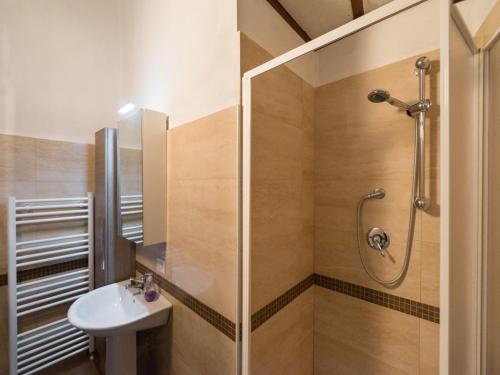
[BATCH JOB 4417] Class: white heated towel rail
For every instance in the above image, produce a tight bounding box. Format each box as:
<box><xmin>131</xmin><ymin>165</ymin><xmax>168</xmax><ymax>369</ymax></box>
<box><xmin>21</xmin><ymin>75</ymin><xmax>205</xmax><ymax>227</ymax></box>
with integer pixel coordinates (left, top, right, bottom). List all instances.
<box><xmin>121</xmin><ymin>195</ymin><xmax>143</xmax><ymax>244</ymax></box>
<box><xmin>8</xmin><ymin>194</ymin><xmax>94</xmax><ymax>375</ymax></box>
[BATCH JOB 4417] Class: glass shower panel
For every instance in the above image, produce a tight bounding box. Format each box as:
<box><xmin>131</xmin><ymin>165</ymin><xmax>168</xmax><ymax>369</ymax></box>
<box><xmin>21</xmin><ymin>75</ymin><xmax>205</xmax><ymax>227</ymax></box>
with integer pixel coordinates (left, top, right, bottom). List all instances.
<box><xmin>245</xmin><ymin>1</ymin><xmax>440</xmax><ymax>373</ymax></box>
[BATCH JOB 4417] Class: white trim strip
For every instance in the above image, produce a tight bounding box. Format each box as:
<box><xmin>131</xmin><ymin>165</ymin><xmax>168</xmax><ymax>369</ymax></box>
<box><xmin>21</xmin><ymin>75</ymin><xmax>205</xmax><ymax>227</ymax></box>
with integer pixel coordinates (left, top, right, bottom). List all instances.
<box><xmin>16</xmin><ymin>251</ymin><xmax>89</xmax><ymax>268</ymax></box>
<box><xmin>17</xmin><ymin>318</ymin><xmax>68</xmax><ymax>339</ymax></box>
<box><xmin>17</xmin><ymin>335</ymin><xmax>88</xmax><ymax>366</ymax></box>
<box><xmin>16</xmin><ymin>209</ymin><xmax>88</xmax><ymax>219</ymax></box>
<box><xmin>17</xmin><ymin>269</ymin><xmax>88</xmax><ymax>289</ymax></box>
<box><xmin>16</xmin><ymin>239</ymin><xmax>88</xmax><ymax>254</ymax></box>
<box><xmin>16</xmin><ymin>215</ymin><xmax>88</xmax><ymax>225</ymax></box>
<box><xmin>17</xmin><ymin>275</ymin><xmax>88</xmax><ymax>296</ymax></box>
<box><xmin>16</xmin><ymin>233</ymin><xmax>88</xmax><ymax>247</ymax></box>
<box><xmin>16</xmin><ymin>245</ymin><xmax>89</xmax><ymax>261</ymax></box>
<box><xmin>17</xmin><ymin>294</ymin><xmax>86</xmax><ymax>317</ymax></box>
<box><xmin>17</xmin><ymin>287</ymin><xmax>88</xmax><ymax>311</ymax></box>
<box><xmin>22</xmin><ymin>346</ymin><xmax>89</xmax><ymax>375</ymax></box>
<box><xmin>17</xmin><ymin>281</ymin><xmax>89</xmax><ymax>303</ymax></box>
<box><xmin>15</xmin><ymin>197</ymin><xmax>88</xmax><ymax>203</ymax></box>
<box><xmin>18</xmin><ymin>331</ymin><xmax>86</xmax><ymax>360</ymax></box>
<box><xmin>18</xmin><ymin>341</ymin><xmax>89</xmax><ymax>373</ymax></box>
<box><xmin>18</xmin><ymin>326</ymin><xmax>78</xmax><ymax>351</ymax></box>
<box><xmin>16</xmin><ymin>203</ymin><xmax>88</xmax><ymax>211</ymax></box>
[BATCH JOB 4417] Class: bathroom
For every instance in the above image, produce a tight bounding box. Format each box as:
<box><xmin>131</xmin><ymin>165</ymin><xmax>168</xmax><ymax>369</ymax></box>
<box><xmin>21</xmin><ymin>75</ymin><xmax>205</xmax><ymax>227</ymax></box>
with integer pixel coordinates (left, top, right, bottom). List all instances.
<box><xmin>0</xmin><ymin>0</ymin><xmax>499</xmax><ymax>374</ymax></box>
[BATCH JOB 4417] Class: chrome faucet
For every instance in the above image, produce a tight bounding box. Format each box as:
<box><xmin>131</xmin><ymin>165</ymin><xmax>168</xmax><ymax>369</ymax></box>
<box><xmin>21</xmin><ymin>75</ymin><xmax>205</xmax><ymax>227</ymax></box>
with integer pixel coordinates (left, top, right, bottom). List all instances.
<box><xmin>125</xmin><ymin>272</ymin><xmax>152</xmax><ymax>295</ymax></box>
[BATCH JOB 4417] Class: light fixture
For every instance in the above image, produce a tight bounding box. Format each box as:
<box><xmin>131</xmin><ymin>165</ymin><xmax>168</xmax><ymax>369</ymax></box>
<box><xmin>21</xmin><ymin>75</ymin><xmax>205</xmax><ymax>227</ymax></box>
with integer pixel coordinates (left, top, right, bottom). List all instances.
<box><xmin>118</xmin><ymin>103</ymin><xmax>137</xmax><ymax>115</ymax></box>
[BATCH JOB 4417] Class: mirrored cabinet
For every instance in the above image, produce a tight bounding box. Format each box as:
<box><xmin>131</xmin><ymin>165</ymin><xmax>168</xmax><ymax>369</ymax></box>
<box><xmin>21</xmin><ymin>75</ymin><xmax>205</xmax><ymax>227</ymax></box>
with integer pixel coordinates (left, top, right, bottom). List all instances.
<box><xmin>118</xmin><ymin>107</ymin><xmax>167</xmax><ymax>247</ymax></box>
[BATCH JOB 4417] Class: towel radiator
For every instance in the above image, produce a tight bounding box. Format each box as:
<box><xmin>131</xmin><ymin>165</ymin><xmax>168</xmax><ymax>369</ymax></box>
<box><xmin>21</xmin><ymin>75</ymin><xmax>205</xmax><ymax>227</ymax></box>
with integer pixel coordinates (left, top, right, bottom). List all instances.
<box><xmin>8</xmin><ymin>194</ymin><xmax>94</xmax><ymax>374</ymax></box>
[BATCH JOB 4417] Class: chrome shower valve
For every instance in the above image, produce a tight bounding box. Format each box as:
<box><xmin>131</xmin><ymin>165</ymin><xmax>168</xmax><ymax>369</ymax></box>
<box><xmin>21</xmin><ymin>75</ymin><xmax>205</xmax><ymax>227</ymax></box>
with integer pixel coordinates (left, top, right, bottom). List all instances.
<box><xmin>367</xmin><ymin>227</ymin><xmax>390</xmax><ymax>256</ymax></box>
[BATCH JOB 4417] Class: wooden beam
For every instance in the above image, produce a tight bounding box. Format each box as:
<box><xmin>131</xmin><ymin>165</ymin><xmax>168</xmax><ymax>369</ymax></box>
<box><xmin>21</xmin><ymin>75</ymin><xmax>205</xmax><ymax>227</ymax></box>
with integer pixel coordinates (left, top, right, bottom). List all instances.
<box><xmin>351</xmin><ymin>0</ymin><xmax>365</xmax><ymax>19</ymax></box>
<box><xmin>266</xmin><ymin>0</ymin><xmax>312</xmax><ymax>42</ymax></box>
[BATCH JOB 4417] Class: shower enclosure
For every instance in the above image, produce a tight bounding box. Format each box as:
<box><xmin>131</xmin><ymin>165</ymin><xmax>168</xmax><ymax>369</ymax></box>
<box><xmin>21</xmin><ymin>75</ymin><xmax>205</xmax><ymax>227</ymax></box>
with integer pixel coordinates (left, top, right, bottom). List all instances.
<box><xmin>242</xmin><ymin>2</ymin><xmax>441</xmax><ymax>374</ymax></box>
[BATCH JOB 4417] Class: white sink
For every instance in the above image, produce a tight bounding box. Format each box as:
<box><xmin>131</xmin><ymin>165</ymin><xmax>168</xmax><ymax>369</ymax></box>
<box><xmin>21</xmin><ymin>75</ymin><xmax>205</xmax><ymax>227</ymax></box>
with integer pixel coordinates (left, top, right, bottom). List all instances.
<box><xmin>68</xmin><ymin>280</ymin><xmax>172</xmax><ymax>375</ymax></box>
<box><xmin>68</xmin><ymin>280</ymin><xmax>172</xmax><ymax>337</ymax></box>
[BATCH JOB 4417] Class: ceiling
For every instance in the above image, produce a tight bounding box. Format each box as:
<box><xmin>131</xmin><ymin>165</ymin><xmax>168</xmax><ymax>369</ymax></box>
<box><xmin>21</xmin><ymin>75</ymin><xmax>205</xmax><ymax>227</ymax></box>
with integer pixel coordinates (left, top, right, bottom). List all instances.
<box><xmin>277</xmin><ymin>0</ymin><xmax>394</xmax><ymax>39</ymax></box>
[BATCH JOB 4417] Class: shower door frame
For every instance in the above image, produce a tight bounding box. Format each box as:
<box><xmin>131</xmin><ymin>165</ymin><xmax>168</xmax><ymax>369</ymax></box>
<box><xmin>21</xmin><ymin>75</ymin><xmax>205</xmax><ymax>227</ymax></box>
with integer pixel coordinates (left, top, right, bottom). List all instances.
<box><xmin>240</xmin><ymin>0</ymin><xmax>443</xmax><ymax>374</ymax></box>
<box><xmin>479</xmin><ymin>27</ymin><xmax>500</xmax><ymax>374</ymax></box>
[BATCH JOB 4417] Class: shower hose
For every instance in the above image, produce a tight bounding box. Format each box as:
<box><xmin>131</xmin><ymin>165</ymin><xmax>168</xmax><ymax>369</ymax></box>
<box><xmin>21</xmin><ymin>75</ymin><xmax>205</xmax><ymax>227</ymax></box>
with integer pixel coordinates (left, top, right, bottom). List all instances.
<box><xmin>355</xmin><ymin>118</ymin><xmax>419</xmax><ymax>288</ymax></box>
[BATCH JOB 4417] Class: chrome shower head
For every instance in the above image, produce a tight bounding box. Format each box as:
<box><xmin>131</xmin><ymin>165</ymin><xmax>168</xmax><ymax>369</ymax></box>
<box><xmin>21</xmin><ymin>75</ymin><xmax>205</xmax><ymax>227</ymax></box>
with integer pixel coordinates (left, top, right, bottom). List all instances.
<box><xmin>367</xmin><ymin>89</ymin><xmax>411</xmax><ymax>112</ymax></box>
<box><xmin>367</xmin><ymin>89</ymin><xmax>390</xmax><ymax>103</ymax></box>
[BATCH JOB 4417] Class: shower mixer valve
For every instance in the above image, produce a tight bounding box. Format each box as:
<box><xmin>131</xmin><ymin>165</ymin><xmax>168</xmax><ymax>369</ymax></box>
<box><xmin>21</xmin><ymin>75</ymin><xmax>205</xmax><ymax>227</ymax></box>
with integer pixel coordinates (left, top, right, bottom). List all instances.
<box><xmin>367</xmin><ymin>227</ymin><xmax>390</xmax><ymax>256</ymax></box>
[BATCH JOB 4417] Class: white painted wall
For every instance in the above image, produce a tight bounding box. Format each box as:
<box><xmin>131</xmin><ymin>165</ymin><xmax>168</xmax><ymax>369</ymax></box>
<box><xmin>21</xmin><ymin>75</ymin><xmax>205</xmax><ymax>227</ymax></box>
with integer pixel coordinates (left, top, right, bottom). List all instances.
<box><xmin>317</xmin><ymin>0</ymin><xmax>440</xmax><ymax>86</ymax></box>
<box><xmin>455</xmin><ymin>0</ymin><xmax>497</xmax><ymax>35</ymax></box>
<box><xmin>0</xmin><ymin>0</ymin><xmax>121</xmax><ymax>144</ymax></box>
<box><xmin>121</xmin><ymin>0</ymin><xmax>240</xmax><ymax>129</ymax></box>
<box><xmin>0</xmin><ymin>0</ymin><xmax>240</xmax><ymax>143</ymax></box>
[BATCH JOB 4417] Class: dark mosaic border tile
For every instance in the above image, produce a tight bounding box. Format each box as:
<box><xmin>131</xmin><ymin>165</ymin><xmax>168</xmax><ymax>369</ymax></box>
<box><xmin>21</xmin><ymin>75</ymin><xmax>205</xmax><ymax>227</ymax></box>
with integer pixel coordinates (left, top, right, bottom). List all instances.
<box><xmin>136</xmin><ymin>261</ymin><xmax>236</xmax><ymax>341</ymax></box>
<box><xmin>0</xmin><ymin>258</ymin><xmax>88</xmax><ymax>286</ymax></box>
<box><xmin>250</xmin><ymin>273</ymin><xmax>440</xmax><ymax>332</ymax></box>
<box><xmin>251</xmin><ymin>274</ymin><xmax>314</xmax><ymax>332</ymax></box>
<box><xmin>315</xmin><ymin>274</ymin><xmax>440</xmax><ymax>324</ymax></box>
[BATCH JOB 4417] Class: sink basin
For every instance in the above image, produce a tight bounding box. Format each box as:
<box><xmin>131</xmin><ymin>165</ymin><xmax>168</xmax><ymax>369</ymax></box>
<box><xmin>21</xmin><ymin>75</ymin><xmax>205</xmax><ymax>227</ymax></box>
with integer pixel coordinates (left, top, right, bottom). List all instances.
<box><xmin>68</xmin><ymin>280</ymin><xmax>172</xmax><ymax>336</ymax></box>
<box><xmin>68</xmin><ymin>280</ymin><xmax>172</xmax><ymax>375</ymax></box>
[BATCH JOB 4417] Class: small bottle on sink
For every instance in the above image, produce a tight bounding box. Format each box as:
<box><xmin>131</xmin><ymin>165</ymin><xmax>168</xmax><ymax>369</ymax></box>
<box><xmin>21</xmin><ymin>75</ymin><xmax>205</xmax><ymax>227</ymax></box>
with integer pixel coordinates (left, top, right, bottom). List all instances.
<box><xmin>143</xmin><ymin>272</ymin><xmax>158</xmax><ymax>302</ymax></box>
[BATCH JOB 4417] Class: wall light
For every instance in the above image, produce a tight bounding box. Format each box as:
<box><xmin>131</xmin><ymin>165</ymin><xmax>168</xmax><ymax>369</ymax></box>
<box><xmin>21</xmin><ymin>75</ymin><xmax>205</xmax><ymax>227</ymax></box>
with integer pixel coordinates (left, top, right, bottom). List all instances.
<box><xmin>118</xmin><ymin>103</ymin><xmax>137</xmax><ymax>115</ymax></box>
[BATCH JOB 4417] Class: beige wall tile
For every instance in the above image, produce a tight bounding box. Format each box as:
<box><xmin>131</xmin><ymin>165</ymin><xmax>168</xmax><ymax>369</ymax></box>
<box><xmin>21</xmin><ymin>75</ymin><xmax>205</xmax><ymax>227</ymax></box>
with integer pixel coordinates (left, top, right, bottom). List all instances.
<box><xmin>251</xmin><ymin>288</ymin><xmax>314</xmax><ymax>375</ymax></box>
<box><xmin>252</xmin><ymin>68</ymin><xmax>303</xmax><ymax>130</ymax></box>
<box><xmin>166</xmin><ymin>106</ymin><xmax>238</xmax><ymax>321</ymax></box>
<box><xmin>0</xmin><ymin>135</ymin><xmax>94</xmax><ymax>274</ymax></box>
<box><xmin>240</xmin><ymin>33</ymin><xmax>273</xmax><ymax>75</ymax></box>
<box><xmin>0</xmin><ymin>134</ymin><xmax>36</xmax><ymax>182</ymax></box>
<box><xmin>314</xmin><ymin>286</ymin><xmax>420</xmax><ymax>375</ymax></box>
<box><xmin>251</xmin><ymin>111</ymin><xmax>303</xmax><ymax>181</ymax></box>
<box><xmin>420</xmin><ymin>319</ymin><xmax>439</xmax><ymax>374</ymax></box>
<box><xmin>250</xmin><ymin>64</ymin><xmax>315</xmax><ymax>311</ymax></box>
<box><xmin>162</xmin><ymin>290</ymin><xmax>236</xmax><ymax>375</ymax></box>
<box><xmin>251</xmin><ymin>178</ymin><xmax>314</xmax><ymax>311</ymax></box>
<box><xmin>314</xmin><ymin>51</ymin><xmax>440</xmax><ymax>303</ymax></box>
<box><xmin>421</xmin><ymin>241</ymin><xmax>440</xmax><ymax>306</ymax></box>
<box><xmin>167</xmin><ymin>107</ymin><xmax>237</xmax><ymax>181</ymax></box>
<box><xmin>166</xmin><ymin>178</ymin><xmax>237</xmax><ymax>320</ymax></box>
<box><xmin>35</xmin><ymin>139</ymin><xmax>94</xmax><ymax>185</ymax></box>
<box><xmin>312</xmin><ymin>51</ymin><xmax>440</xmax><ymax>375</ymax></box>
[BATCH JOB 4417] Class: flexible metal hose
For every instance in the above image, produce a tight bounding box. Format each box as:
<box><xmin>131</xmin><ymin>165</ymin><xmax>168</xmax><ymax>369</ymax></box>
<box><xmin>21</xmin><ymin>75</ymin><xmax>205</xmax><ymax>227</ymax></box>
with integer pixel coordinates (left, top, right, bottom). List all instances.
<box><xmin>355</xmin><ymin>118</ymin><xmax>419</xmax><ymax>288</ymax></box>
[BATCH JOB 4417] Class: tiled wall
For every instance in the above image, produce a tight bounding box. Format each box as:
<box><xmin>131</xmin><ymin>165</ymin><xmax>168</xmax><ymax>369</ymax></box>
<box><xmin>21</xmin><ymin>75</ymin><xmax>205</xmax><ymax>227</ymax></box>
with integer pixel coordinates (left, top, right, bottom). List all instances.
<box><xmin>314</xmin><ymin>50</ymin><xmax>440</xmax><ymax>374</ymax></box>
<box><xmin>243</xmin><ymin>33</ymin><xmax>316</xmax><ymax>374</ymax></box>
<box><xmin>136</xmin><ymin>106</ymin><xmax>239</xmax><ymax>374</ymax></box>
<box><xmin>0</xmin><ymin>134</ymin><xmax>95</xmax><ymax>374</ymax></box>
<box><xmin>0</xmin><ymin>134</ymin><xmax>95</xmax><ymax>274</ymax></box>
<box><xmin>245</xmin><ymin>31</ymin><xmax>440</xmax><ymax>375</ymax></box>
<box><xmin>166</xmin><ymin>106</ymin><xmax>238</xmax><ymax>323</ymax></box>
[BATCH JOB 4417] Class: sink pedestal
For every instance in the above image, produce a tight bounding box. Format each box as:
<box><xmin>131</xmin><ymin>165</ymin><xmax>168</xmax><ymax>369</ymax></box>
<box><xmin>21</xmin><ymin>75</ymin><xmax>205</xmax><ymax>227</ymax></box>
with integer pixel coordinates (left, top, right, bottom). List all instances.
<box><xmin>107</xmin><ymin>333</ymin><xmax>136</xmax><ymax>375</ymax></box>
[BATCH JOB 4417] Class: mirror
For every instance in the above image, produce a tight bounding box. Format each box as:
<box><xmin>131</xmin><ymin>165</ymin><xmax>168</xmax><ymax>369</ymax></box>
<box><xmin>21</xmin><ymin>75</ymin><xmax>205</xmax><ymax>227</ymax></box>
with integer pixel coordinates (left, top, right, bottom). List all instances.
<box><xmin>118</xmin><ymin>106</ymin><xmax>167</xmax><ymax>247</ymax></box>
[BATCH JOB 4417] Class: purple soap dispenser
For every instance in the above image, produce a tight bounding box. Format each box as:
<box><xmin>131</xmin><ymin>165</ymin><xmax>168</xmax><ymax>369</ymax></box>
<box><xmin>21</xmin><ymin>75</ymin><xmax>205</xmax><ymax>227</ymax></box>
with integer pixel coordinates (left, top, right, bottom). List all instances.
<box><xmin>143</xmin><ymin>272</ymin><xmax>158</xmax><ymax>302</ymax></box>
